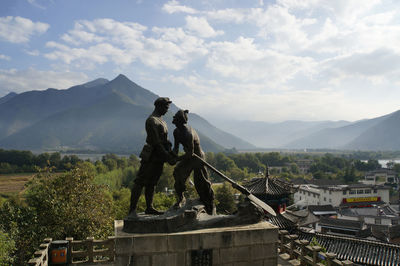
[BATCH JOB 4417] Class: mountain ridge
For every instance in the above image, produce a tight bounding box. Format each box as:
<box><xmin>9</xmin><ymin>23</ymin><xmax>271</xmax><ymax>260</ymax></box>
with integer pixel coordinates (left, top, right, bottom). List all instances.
<box><xmin>0</xmin><ymin>74</ymin><xmax>253</xmax><ymax>153</ymax></box>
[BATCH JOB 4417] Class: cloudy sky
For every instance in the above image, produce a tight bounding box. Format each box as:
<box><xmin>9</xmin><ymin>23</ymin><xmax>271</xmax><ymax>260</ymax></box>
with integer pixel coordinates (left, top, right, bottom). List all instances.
<box><xmin>1</xmin><ymin>0</ymin><xmax>400</xmax><ymax>123</ymax></box>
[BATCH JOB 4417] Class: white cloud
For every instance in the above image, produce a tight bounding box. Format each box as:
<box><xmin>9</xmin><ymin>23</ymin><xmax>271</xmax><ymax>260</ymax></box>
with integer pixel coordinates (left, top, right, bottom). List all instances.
<box><xmin>162</xmin><ymin>0</ymin><xmax>197</xmax><ymax>14</ymax></box>
<box><xmin>185</xmin><ymin>16</ymin><xmax>223</xmax><ymax>38</ymax></box>
<box><xmin>249</xmin><ymin>6</ymin><xmax>314</xmax><ymax>51</ymax></box>
<box><xmin>206</xmin><ymin>9</ymin><xmax>247</xmax><ymax>23</ymax></box>
<box><xmin>46</xmin><ymin>18</ymin><xmax>209</xmax><ymax>71</ymax></box>
<box><xmin>24</xmin><ymin>49</ymin><xmax>40</xmax><ymax>56</ymax></box>
<box><xmin>145</xmin><ymin>27</ymin><xmax>208</xmax><ymax>70</ymax></box>
<box><xmin>0</xmin><ymin>16</ymin><xmax>49</xmax><ymax>43</ymax></box>
<box><xmin>0</xmin><ymin>54</ymin><xmax>10</xmax><ymax>61</ymax></box>
<box><xmin>320</xmin><ymin>49</ymin><xmax>400</xmax><ymax>85</ymax></box>
<box><xmin>27</xmin><ymin>0</ymin><xmax>46</xmax><ymax>9</ymax></box>
<box><xmin>206</xmin><ymin>37</ymin><xmax>315</xmax><ymax>85</ymax></box>
<box><xmin>45</xmin><ymin>19</ymin><xmax>147</xmax><ymax>67</ymax></box>
<box><xmin>0</xmin><ymin>68</ymin><xmax>88</xmax><ymax>95</ymax></box>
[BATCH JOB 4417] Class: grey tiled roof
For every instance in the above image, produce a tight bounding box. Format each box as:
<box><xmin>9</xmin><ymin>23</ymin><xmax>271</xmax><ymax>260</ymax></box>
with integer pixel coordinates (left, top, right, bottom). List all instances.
<box><xmin>319</xmin><ymin>217</ymin><xmax>363</xmax><ymax>230</ymax></box>
<box><xmin>244</xmin><ymin>177</ymin><xmax>294</xmax><ymax>196</ymax></box>
<box><xmin>298</xmin><ymin>230</ymin><xmax>400</xmax><ymax>265</ymax></box>
<box><xmin>267</xmin><ymin>213</ymin><xmax>296</xmax><ymax>229</ymax></box>
<box><xmin>308</xmin><ymin>204</ymin><xmax>336</xmax><ymax>213</ymax></box>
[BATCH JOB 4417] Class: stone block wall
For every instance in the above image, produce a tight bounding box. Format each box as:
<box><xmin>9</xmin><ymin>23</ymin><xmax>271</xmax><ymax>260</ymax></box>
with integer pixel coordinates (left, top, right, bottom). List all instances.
<box><xmin>114</xmin><ymin>221</ymin><xmax>278</xmax><ymax>266</ymax></box>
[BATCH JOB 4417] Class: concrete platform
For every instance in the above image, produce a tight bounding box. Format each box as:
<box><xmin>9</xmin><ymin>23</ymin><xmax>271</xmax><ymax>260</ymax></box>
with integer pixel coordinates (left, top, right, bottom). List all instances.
<box><xmin>114</xmin><ymin>220</ymin><xmax>278</xmax><ymax>266</ymax></box>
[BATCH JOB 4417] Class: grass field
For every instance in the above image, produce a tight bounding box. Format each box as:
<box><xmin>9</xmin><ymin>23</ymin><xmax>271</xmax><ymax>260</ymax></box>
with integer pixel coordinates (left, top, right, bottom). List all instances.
<box><xmin>0</xmin><ymin>173</ymin><xmax>35</xmax><ymax>194</ymax></box>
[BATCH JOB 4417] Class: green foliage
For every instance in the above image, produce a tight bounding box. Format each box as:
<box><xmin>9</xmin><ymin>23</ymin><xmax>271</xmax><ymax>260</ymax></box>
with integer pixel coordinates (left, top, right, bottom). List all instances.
<box><xmin>25</xmin><ymin>166</ymin><xmax>114</xmax><ymax>239</ymax></box>
<box><xmin>0</xmin><ymin>198</ymin><xmax>39</xmax><ymax>264</ymax></box>
<box><xmin>152</xmin><ymin>193</ymin><xmax>175</xmax><ymax>211</ymax></box>
<box><xmin>354</xmin><ymin>159</ymin><xmax>381</xmax><ymax>171</ymax></box>
<box><xmin>228</xmin><ymin>153</ymin><xmax>265</xmax><ymax>173</ymax></box>
<box><xmin>225</xmin><ymin>167</ymin><xmax>251</xmax><ymax>181</ymax></box>
<box><xmin>258</xmin><ymin>152</ymin><xmax>290</xmax><ymax>167</ymax></box>
<box><xmin>393</xmin><ymin>163</ymin><xmax>400</xmax><ymax>175</ymax></box>
<box><xmin>112</xmin><ymin>188</ymin><xmax>131</xmax><ymax>220</ymax></box>
<box><xmin>95</xmin><ymin>160</ymin><xmax>108</xmax><ymax>174</ymax></box>
<box><xmin>156</xmin><ymin>164</ymin><xmax>175</xmax><ymax>192</ymax></box>
<box><xmin>342</xmin><ymin>165</ymin><xmax>358</xmax><ymax>183</ymax></box>
<box><xmin>215</xmin><ymin>182</ymin><xmax>237</xmax><ymax>214</ymax></box>
<box><xmin>95</xmin><ymin>168</ymin><xmax>124</xmax><ymax>190</ymax></box>
<box><xmin>0</xmin><ymin>228</ymin><xmax>15</xmax><ymax>265</ymax></box>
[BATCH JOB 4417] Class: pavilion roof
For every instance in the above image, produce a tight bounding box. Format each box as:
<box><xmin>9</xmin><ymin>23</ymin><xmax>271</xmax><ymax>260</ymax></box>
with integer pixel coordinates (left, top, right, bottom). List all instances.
<box><xmin>244</xmin><ymin>176</ymin><xmax>294</xmax><ymax>196</ymax></box>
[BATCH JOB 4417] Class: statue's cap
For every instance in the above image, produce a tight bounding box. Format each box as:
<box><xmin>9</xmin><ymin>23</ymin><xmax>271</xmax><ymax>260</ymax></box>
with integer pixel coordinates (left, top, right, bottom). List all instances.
<box><xmin>154</xmin><ymin>97</ymin><xmax>172</xmax><ymax>106</ymax></box>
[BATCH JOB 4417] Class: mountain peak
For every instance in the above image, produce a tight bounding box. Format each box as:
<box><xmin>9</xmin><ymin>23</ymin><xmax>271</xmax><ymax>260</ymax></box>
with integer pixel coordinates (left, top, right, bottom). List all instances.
<box><xmin>114</xmin><ymin>74</ymin><xmax>130</xmax><ymax>81</ymax></box>
<box><xmin>82</xmin><ymin>78</ymin><xmax>109</xmax><ymax>88</ymax></box>
<box><xmin>0</xmin><ymin>92</ymin><xmax>18</xmax><ymax>105</ymax></box>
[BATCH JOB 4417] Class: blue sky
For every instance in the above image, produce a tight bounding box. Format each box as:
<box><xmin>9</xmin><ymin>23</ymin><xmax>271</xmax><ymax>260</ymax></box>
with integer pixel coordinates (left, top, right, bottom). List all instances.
<box><xmin>1</xmin><ymin>0</ymin><xmax>400</xmax><ymax>123</ymax></box>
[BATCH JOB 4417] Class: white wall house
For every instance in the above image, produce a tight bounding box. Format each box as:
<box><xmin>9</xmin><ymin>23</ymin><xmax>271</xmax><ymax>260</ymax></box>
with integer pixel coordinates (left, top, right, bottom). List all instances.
<box><xmin>361</xmin><ymin>169</ymin><xmax>398</xmax><ymax>187</ymax></box>
<box><xmin>294</xmin><ymin>183</ymin><xmax>390</xmax><ymax>208</ymax></box>
<box><xmin>294</xmin><ymin>184</ymin><xmax>320</xmax><ymax>206</ymax></box>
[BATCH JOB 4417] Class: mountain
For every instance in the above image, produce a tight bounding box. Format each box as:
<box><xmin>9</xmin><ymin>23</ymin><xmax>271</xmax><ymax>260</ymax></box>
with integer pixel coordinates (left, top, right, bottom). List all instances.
<box><xmin>346</xmin><ymin>110</ymin><xmax>400</xmax><ymax>150</ymax></box>
<box><xmin>215</xmin><ymin>109</ymin><xmax>400</xmax><ymax>151</ymax></box>
<box><xmin>285</xmin><ymin>111</ymin><xmax>399</xmax><ymax>150</ymax></box>
<box><xmin>0</xmin><ymin>92</ymin><xmax>18</xmax><ymax>105</ymax></box>
<box><xmin>214</xmin><ymin>119</ymin><xmax>351</xmax><ymax>148</ymax></box>
<box><xmin>0</xmin><ymin>74</ymin><xmax>253</xmax><ymax>153</ymax></box>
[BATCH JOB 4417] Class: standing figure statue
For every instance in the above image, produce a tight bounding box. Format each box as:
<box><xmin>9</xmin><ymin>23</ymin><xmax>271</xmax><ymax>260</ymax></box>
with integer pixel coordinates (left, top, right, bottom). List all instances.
<box><xmin>172</xmin><ymin>109</ymin><xmax>215</xmax><ymax>215</ymax></box>
<box><xmin>128</xmin><ymin>97</ymin><xmax>175</xmax><ymax>217</ymax></box>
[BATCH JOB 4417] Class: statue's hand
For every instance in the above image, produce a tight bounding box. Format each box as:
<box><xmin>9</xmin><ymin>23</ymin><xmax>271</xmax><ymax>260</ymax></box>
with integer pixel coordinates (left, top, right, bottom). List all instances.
<box><xmin>167</xmin><ymin>152</ymin><xmax>178</xmax><ymax>165</ymax></box>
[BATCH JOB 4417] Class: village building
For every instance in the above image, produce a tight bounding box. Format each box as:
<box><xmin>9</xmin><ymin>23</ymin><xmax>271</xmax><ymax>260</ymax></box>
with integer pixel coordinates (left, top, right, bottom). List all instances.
<box><xmin>294</xmin><ymin>159</ymin><xmax>313</xmax><ymax>174</ymax></box>
<box><xmin>361</xmin><ymin>168</ymin><xmax>398</xmax><ymax>188</ymax></box>
<box><xmin>293</xmin><ymin>183</ymin><xmax>390</xmax><ymax>208</ymax></box>
<box><xmin>243</xmin><ymin>172</ymin><xmax>400</xmax><ymax>265</ymax></box>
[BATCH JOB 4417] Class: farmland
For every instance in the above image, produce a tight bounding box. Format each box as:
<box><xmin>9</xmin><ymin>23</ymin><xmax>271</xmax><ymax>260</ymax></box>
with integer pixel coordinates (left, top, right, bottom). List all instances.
<box><xmin>0</xmin><ymin>173</ymin><xmax>35</xmax><ymax>194</ymax></box>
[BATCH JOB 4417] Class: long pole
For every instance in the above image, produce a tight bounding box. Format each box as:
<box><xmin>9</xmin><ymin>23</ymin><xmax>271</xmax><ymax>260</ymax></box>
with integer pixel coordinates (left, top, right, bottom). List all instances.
<box><xmin>193</xmin><ymin>153</ymin><xmax>276</xmax><ymax>216</ymax></box>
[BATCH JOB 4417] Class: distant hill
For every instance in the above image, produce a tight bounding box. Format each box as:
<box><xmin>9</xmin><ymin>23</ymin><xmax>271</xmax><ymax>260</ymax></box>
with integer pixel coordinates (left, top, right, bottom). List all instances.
<box><xmin>214</xmin><ymin>119</ymin><xmax>351</xmax><ymax>148</ymax></box>
<box><xmin>0</xmin><ymin>92</ymin><xmax>17</xmax><ymax>105</ymax></box>
<box><xmin>346</xmin><ymin>110</ymin><xmax>400</xmax><ymax>150</ymax></box>
<box><xmin>0</xmin><ymin>74</ymin><xmax>254</xmax><ymax>153</ymax></box>
<box><xmin>215</xmin><ymin>109</ymin><xmax>400</xmax><ymax>151</ymax></box>
<box><xmin>285</xmin><ymin>111</ymin><xmax>400</xmax><ymax>150</ymax></box>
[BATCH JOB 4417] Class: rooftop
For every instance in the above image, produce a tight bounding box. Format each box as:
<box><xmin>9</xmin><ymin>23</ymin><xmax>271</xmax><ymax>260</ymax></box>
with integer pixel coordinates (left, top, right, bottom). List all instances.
<box><xmin>339</xmin><ymin>205</ymin><xmax>398</xmax><ymax>218</ymax></box>
<box><xmin>307</xmin><ymin>204</ymin><xmax>336</xmax><ymax>213</ymax></box>
<box><xmin>319</xmin><ymin>217</ymin><xmax>363</xmax><ymax>231</ymax></box>
<box><xmin>298</xmin><ymin>230</ymin><xmax>400</xmax><ymax>265</ymax></box>
<box><xmin>244</xmin><ymin>176</ymin><xmax>294</xmax><ymax>196</ymax></box>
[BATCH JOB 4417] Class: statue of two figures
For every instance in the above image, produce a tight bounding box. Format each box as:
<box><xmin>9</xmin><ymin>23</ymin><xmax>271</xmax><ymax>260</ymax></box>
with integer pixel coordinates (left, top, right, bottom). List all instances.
<box><xmin>127</xmin><ymin>97</ymin><xmax>215</xmax><ymax>219</ymax></box>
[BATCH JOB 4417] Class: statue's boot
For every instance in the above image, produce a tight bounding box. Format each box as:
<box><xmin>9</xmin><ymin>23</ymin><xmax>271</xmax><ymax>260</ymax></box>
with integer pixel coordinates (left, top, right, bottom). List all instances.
<box><xmin>128</xmin><ymin>184</ymin><xmax>142</xmax><ymax>218</ymax></box>
<box><xmin>173</xmin><ymin>193</ymin><xmax>186</xmax><ymax>209</ymax></box>
<box><xmin>204</xmin><ymin>201</ymin><xmax>216</xmax><ymax>215</ymax></box>
<box><xmin>144</xmin><ymin>186</ymin><xmax>164</xmax><ymax>215</ymax></box>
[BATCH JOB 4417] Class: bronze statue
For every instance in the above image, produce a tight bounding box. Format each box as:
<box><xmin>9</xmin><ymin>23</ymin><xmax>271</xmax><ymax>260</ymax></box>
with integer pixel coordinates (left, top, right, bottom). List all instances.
<box><xmin>128</xmin><ymin>97</ymin><xmax>175</xmax><ymax>217</ymax></box>
<box><xmin>172</xmin><ymin>109</ymin><xmax>215</xmax><ymax>215</ymax></box>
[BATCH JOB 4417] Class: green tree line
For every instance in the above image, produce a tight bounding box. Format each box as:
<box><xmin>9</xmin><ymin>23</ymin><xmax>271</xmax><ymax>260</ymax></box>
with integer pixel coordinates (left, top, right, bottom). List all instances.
<box><xmin>0</xmin><ymin>149</ymin><xmax>398</xmax><ymax>263</ymax></box>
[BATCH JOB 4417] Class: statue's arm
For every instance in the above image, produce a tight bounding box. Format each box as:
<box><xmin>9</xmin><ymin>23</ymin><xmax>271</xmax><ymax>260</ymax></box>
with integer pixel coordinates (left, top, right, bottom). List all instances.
<box><xmin>173</xmin><ymin>129</ymin><xmax>180</xmax><ymax>155</ymax></box>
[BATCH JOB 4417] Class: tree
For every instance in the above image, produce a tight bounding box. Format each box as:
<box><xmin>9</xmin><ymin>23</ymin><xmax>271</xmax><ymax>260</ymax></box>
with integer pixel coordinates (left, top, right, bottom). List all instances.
<box><xmin>229</xmin><ymin>153</ymin><xmax>264</xmax><ymax>173</ymax></box>
<box><xmin>0</xmin><ymin>228</ymin><xmax>15</xmax><ymax>265</ymax></box>
<box><xmin>49</xmin><ymin>152</ymin><xmax>61</xmax><ymax>168</ymax></box>
<box><xmin>112</xmin><ymin>188</ymin><xmax>131</xmax><ymax>220</ymax></box>
<box><xmin>215</xmin><ymin>182</ymin><xmax>237</xmax><ymax>214</ymax></box>
<box><xmin>343</xmin><ymin>165</ymin><xmax>357</xmax><ymax>183</ymax></box>
<box><xmin>26</xmin><ymin>166</ymin><xmax>114</xmax><ymax>238</ymax></box>
<box><xmin>0</xmin><ymin>198</ymin><xmax>39</xmax><ymax>265</ymax></box>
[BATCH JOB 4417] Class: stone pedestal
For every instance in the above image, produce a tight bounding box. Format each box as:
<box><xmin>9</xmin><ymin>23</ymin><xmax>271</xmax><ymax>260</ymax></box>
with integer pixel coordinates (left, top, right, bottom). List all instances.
<box><xmin>114</xmin><ymin>220</ymin><xmax>278</xmax><ymax>266</ymax></box>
